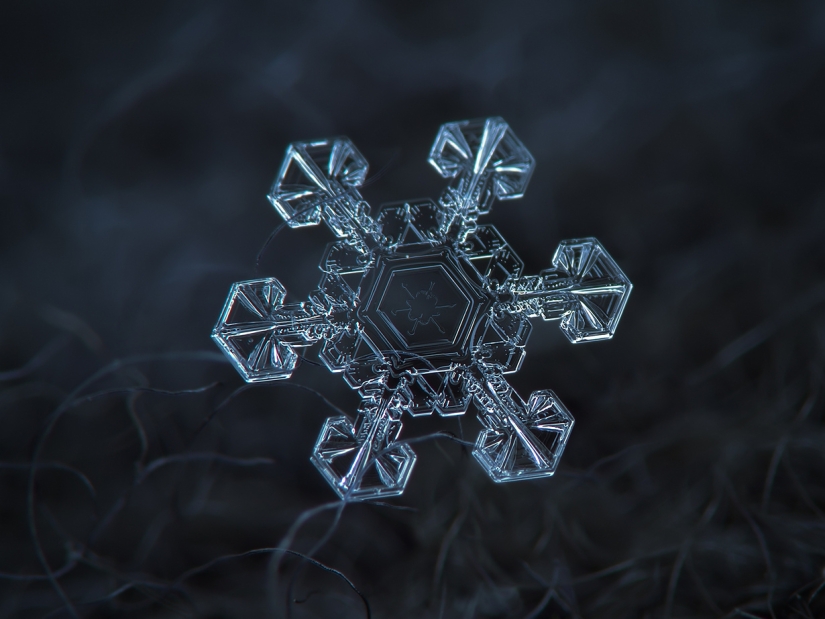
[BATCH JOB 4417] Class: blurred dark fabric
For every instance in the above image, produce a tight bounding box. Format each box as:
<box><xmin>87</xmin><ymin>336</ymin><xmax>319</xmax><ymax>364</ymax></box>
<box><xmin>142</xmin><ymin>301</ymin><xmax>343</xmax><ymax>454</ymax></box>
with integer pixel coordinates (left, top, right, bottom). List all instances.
<box><xmin>2</xmin><ymin>1</ymin><xmax>825</xmax><ymax>617</ymax></box>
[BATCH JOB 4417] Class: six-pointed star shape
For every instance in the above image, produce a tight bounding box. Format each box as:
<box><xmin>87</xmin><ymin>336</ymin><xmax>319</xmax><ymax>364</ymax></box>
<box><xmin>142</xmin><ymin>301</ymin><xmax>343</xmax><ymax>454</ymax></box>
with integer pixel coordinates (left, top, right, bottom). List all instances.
<box><xmin>213</xmin><ymin>117</ymin><xmax>633</xmax><ymax>500</ymax></box>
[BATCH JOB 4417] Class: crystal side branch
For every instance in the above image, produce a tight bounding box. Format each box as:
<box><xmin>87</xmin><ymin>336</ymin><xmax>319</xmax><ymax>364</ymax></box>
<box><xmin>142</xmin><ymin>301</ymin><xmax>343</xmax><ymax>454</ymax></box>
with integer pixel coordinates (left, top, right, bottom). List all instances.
<box><xmin>213</xmin><ymin>117</ymin><xmax>632</xmax><ymax>500</ymax></box>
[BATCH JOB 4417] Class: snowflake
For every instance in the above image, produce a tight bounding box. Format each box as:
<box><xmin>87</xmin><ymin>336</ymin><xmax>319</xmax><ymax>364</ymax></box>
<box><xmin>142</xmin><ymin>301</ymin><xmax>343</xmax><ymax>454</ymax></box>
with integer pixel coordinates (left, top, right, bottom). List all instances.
<box><xmin>213</xmin><ymin>118</ymin><xmax>632</xmax><ymax>500</ymax></box>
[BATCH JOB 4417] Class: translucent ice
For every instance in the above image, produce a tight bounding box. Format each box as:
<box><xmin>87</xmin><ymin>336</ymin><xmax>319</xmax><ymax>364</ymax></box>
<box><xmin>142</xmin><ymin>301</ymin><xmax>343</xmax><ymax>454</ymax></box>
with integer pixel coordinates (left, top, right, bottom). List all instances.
<box><xmin>213</xmin><ymin>117</ymin><xmax>632</xmax><ymax>500</ymax></box>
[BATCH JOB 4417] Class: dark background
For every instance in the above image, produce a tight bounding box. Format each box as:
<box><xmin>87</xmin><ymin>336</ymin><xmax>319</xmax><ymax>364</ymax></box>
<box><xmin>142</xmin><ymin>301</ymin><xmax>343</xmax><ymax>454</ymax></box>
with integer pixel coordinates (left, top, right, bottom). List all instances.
<box><xmin>2</xmin><ymin>1</ymin><xmax>825</xmax><ymax>617</ymax></box>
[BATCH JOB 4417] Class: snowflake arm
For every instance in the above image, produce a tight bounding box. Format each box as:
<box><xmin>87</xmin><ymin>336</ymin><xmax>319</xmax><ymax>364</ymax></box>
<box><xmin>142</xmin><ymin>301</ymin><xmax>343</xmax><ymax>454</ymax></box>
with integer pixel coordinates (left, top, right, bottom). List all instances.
<box><xmin>429</xmin><ymin>117</ymin><xmax>535</xmax><ymax>241</ymax></box>
<box><xmin>267</xmin><ymin>137</ymin><xmax>382</xmax><ymax>256</ymax></box>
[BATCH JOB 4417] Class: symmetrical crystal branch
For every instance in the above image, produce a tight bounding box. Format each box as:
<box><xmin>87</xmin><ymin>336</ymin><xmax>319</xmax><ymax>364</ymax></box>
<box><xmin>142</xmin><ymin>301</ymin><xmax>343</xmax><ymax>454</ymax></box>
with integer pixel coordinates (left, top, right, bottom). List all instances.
<box><xmin>213</xmin><ymin>117</ymin><xmax>633</xmax><ymax>500</ymax></box>
<box><xmin>467</xmin><ymin>369</ymin><xmax>574</xmax><ymax>482</ymax></box>
<box><xmin>429</xmin><ymin>117</ymin><xmax>535</xmax><ymax>241</ymax></box>
<box><xmin>267</xmin><ymin>138</ymin><xmax>381</xmax><ymax>255</ymax></box>
<box><xmin>498</xmin><ymin>238</ymin><xmax>632</xmax><ymax>343</ymax></box>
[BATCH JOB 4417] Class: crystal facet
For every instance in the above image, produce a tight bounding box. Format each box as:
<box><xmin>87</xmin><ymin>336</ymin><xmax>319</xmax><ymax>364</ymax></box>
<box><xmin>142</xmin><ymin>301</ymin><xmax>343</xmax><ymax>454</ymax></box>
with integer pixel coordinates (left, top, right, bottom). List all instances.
<box><xmin>213</xmin><ymin>117</ymin><xmax>633</xmax><ymax>500</ymax></box>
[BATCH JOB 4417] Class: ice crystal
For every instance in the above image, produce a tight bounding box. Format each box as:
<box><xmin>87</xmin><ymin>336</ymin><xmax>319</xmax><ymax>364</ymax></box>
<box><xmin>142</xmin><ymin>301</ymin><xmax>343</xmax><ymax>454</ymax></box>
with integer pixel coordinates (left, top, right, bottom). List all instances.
<box><xmin>213</xmin><ymin>118</ymin><xmax>632</xmax><ymax>499</ymax></box>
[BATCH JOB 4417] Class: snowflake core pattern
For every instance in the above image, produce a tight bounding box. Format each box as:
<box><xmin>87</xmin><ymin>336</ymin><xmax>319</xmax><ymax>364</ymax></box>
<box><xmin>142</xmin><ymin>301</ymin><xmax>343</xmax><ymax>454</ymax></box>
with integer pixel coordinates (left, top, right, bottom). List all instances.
<box><xmin>213</xmin><ymin>117</ymin><xmax>632</xmax><ymax>500</ymax></box>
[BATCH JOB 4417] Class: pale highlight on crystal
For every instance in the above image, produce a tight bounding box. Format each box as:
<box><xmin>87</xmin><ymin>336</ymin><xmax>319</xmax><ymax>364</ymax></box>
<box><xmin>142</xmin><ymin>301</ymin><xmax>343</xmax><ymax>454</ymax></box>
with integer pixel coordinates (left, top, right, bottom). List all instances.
<box><xmin>213</xmin><ymin>117</ymin><xmax>632</xmax><ymax>500</ymax></box>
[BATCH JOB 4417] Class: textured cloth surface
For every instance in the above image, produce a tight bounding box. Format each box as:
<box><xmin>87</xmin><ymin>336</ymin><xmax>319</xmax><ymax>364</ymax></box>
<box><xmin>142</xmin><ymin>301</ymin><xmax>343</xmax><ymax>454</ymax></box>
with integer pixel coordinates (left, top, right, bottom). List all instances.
<box><xmin>1</xmin><ymin>1</ymin><xmax>825</xmax><ymax>617</ymax></box>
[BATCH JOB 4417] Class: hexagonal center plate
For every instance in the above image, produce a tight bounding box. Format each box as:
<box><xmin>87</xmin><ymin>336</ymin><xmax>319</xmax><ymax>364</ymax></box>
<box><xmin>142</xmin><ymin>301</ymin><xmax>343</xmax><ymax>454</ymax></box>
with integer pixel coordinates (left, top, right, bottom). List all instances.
<box><xmin>359</xmin><ymin>249</ymin><xmax>492</xmax><ymax>367</ymax></box>
<box><xmin>377</xmin><ymin>265</ymin><xmax>471</xmax><ymax>350</ymax></box>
